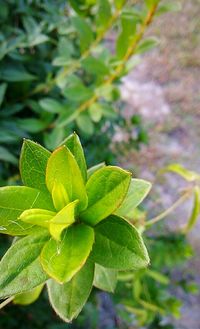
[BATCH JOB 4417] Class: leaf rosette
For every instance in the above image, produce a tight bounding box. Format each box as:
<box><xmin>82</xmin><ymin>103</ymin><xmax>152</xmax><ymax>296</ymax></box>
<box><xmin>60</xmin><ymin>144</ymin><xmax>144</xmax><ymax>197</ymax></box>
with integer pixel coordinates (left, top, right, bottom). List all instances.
<box><xmin>0</xmin><ymin>133</ymin><xmax>151</xmax><ymax>322</ymax></box>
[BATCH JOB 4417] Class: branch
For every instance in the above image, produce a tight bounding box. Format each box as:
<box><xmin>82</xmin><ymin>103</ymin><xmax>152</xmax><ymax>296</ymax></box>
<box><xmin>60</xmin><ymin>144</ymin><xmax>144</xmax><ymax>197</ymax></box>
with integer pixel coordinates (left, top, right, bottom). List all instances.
<box><xmin>75</xmin><ymin>2</ymin><xmax>159</xmax><ymax>117</ymax></box>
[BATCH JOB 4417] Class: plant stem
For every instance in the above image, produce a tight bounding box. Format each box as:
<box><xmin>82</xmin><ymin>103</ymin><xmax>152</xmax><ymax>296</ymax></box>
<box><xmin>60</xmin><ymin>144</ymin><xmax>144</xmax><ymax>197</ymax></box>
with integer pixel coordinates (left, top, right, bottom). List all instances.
<box><xmin>145</xmin><ymin>189</ymin><xmax>193</xmax><ymax>228</ymax></box>
<box><xmin>0</xmin><ymin>296</ymin><xmax>14</xmax><ymax>310</ymax></box>
<box><xmin>76</xmin><ymin>2</ymin><xmax>159</xmax><ymax>116</ymax></box>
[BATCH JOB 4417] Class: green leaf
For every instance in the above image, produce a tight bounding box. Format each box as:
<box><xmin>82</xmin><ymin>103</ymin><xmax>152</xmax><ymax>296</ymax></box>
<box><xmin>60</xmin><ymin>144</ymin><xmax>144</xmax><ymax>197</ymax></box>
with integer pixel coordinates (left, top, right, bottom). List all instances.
<box><xmin>46</xmin><ymin>146</ymin><xmax>88</xmax><ymax>212</ymax></box>
<box><xmin>1</xmin><ymin>65</ymin><xmax>36</xmax><ymax>82</ymax></box>
<box><xmin>145</xmin><ymin>0</ymin><xmax>159</xmax><ymax>9</ymax></box>
<box><xmin>0</xmin><ymin>146</ymin><xmax>18</xmax><ymax>165</ymax></box>
<box><xmin>161</xmin><ymin>163</ymin><xmax>200</xmax><ymax>182</ymax></box>
<box><xmin>20</xmin><ymin>139</ymin><xmax>51</xmax><ymax>192</ymax></box>
<box><xmin>91</xmin><ymin>215</ymin><xmax>149</xmax><ymax>270</ymax></box>
<box><xmin>64</xmin><ymin>83</ymin><xmax>93</xmax><ymax>102</ymax></box>
<box><xmin>72</xmin><ymin>16</ymin><xmax>94</xmax><ymax>53</ymax></box>
<box><xmin>16</xmin><ymin>118</ymin><xmax>48</xmax><ymax>133</ymax></box>
<box><xmin>136</xmin><ymin>38</ymin><xmax>159</xmax><ymax>54</ymax></box>
<box><xmin>51</xmin><ymin>182</ymin><xmax>70</xmax><ymax>211</ymax></box>
<box><xmin>49</xmin><ymin>200</ymin><xmax>78</xmax><ymax>241</ymax></box>
<box><xmin>96</xmin><ymin>0</ymin><xmax>112</xmax><ymax>29</ymax></box>
<box><xmin>0</xmin><ymin>83</ymin><xmax>7</xmax><ymax>107</ymax></box>
<box><xmin>116</xmin><ymin>12</ymin><xmax>137</xmax><ymax>59</ymax></box>
<box><xmin>89</xmin><ymin>103</ymin><xmax>103</xmax><ymax>122</ymax></box>
<box><xmin>0</xmin><ymin>186</ymin><xmax>54</xmax><ymax>235</ymax></box>
<box><xmin>81</xmin><ymin>56</ymin><xmax>109</xmax><ymax>76</ymax></box>
<box><xmin>40</xmin><ymin>224</ymin><xmax>94</xmax><ymax>283</ymax></box>
<box><xmin>0</xmin><ymin>232</ymin><xmax>49</xmax><ymax>299</ymax></box>
<box><xmin>183</xmin><ymin>186</ymin><xmax>200</xmax><ymax>234</ymax></box>
<box><xmin>114</xmin><ymin>0</ymin><xmax>125</xmax><ymax>9</ymax></box>
<box><xmin>61</xmin><ymin>133</ymin><xmax>87</xmax><ymax>183</ymax></box>
<box><xmin>19</xmin><ymin>208</ymin><xmax>56</xmax><ymax>228</ymax></box>
<box><xmin>146</xmin><ymin>269</ymin><xmax>169</xmax><ymax>285</ymax></box>
<box><xmin>13</xmin><ymin>284</ymin><xmax>44</xmax><ymax>305</ymax></box>
<box><xmin>76</xmin><ymin>112</ymin><xmax>94</xmax><ymax>136</ymax></box>
<box><xmin>115</xmin><ymin>178</ymin><xmax>151</xmax><ymax>219</ymax></box>
<box><xmin>94</xmin><ymin>264</ymin><xmax>117</xmax><ymax>293</ymax></box>
<box><xmin>87</xmin><ymin>162</ymin><xmax>106</xmax><ymax>179</ymax></box>
<box><xmin>47</xmin><ymin>261</ymin><xmax>94</xmax><ymax>322</ymax></box>
<box><xmin>157</xmin><ymin>2</ymin><xmax>181</xmax><ymax>15</ymax></box>
<box><xmin>39</xmin><ymin>98</ymin><xmax>65</xmax><ymax>114</ymax></box>
<box><xmin>80</xmin><ymin>166</ymin><xmax>131</xmax><ymax>225</ymax></box>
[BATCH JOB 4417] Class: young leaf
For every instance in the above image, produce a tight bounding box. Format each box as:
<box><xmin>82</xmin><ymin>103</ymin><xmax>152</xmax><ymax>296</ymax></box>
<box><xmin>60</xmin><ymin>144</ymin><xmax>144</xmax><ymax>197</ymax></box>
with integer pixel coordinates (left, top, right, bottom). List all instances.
<box><xmin>0</xmin><ymin>232</ymin><xmax>49</xmax><ymax>299</ymax></box>
<box><xmin>115</xmin><ymin>178</ymin><xmax>151</xmax><ymax>218</ymax></box>
<box><xmin>61</xmin><ymin>133</ymin><xmax>87</xmax><ymax>183</ymax></box>
<box><xmin>47</xmin><ymin>261</ymin><xmax>94</xmax><ymax>322</ymax></box>
<box><xmin>40</xmin><ymin>224</ymin><xmax>94</xmax><ymax>283</ymax></box>
<box><xmin>80</xmin><ymin>166</ymin><xmax>131</xmax><ymax>225</ymax></box>
<box><xmin>19</xmin><ymin>208</ymin><xmax>56</xmax><ymax>228</ymax></box>
<box><xmin>49</xmin><ymin>200</ymin><xmax>78</xmax><ymax>241</ymax></box>
<box><xmin>46</xmin><ymin>146</ymin><xmax>88</xmax><ymax>212</ymax></box>
<box><xmin>0</xmin><ymin>186</ymin><xmax>54</xmax><ymax>235</ymax></box>
<box><xmin>94</xmin><ymin>264</ymin><xmax>117</xmax><ymax>293</ymax></box>
<box><xmin>91</xmin><ymin>215</ymin><xmax>149</xmax><ymax>270</ymax></box>
<box><xmin>51</xmin><ymin>182</ymin><xmax>70</xmax><ymax>211</ymax></box>
<box><xmin>13</xmin><ymin>284</ymin><xmax>44</xmax><ymax>305</ymax></box>
<box><xmin>20</xmin><ymin>139</ymin><xmax>51</xmax><ymax>192</ymax></box>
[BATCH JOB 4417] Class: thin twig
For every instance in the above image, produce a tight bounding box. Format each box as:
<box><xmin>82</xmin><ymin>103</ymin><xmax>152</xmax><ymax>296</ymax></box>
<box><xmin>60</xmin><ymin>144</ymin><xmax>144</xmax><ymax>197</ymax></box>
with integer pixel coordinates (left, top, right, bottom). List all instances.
<box><xmin>0</xmin><ymin>296</ymin><xmax>14</xmax><ymax>310</ymax></box>
<box><xmin>145</xmin><ymin>189</ymin><xmax>193</xmax><ymax>228</ymax></box>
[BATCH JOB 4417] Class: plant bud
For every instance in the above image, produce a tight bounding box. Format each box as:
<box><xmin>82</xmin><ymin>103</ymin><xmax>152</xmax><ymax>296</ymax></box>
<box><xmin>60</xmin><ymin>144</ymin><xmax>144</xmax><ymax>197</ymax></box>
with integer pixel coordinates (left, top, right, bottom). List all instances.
<box><xmin>19</xmin><ymin>209</ymin><xmax>56</xmax><ymax>228</ymax></box>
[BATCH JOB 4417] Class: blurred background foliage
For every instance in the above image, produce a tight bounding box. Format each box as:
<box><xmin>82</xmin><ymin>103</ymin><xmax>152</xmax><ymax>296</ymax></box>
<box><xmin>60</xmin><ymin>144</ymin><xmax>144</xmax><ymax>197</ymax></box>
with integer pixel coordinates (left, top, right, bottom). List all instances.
<box><xmin>0</xmin><ymin>0</ymin><xmax>199</xmax><ymax>328</ymax></box>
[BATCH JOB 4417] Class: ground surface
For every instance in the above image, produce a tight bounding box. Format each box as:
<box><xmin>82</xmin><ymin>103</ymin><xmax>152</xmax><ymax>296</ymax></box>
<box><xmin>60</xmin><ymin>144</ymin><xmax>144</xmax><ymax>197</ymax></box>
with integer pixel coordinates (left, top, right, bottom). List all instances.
<box><xmin>120</xmin><ymin>0</ymin><xmax>200</xmax><ymax>328</ymax></box>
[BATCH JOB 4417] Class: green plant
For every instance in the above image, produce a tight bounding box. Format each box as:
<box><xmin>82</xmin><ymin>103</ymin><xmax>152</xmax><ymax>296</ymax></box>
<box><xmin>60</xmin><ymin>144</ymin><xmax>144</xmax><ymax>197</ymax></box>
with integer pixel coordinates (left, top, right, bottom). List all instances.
<box><xmin>0</xmin><ymin>0</ymin><xmax>175</xmax><ymax>181</ymax></box>
<box><xmin>0</xmin><ymin>133</ymin><xmax>152</xmax><ymax>322</ymax></box>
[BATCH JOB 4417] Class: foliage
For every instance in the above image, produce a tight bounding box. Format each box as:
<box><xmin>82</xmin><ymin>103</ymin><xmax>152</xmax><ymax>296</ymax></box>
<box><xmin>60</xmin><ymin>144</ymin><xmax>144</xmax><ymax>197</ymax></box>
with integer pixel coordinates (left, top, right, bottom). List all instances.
<box><xmin>1</xmin><ymin>1</ymin><xmax>197</xmax><ymax>328</ymax></box>
<box><xmin>0</xmin><ymin>133</ymin><xmax>151</xmax><ymax>322</ymax></box>
<box><xmin>0</xmin><ymin>0</ymin><xmax>165</xmax><ymax>182</ymax></box>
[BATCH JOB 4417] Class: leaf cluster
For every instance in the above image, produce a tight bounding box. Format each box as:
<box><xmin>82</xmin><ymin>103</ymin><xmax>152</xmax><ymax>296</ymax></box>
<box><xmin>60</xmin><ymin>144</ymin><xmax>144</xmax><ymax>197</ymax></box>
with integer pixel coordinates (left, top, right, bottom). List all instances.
<box><xmin>0</xmin><ymin>133</ymin><xmax>151</xmax><ymax>322</ymax></box>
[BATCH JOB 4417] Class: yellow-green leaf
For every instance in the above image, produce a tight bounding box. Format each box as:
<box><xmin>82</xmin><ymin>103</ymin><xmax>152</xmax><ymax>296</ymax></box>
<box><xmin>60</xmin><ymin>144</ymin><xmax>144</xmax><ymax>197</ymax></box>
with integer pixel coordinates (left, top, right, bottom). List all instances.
<box><xmin>46</xmin><ymin>146</ymin><xmax>88</xmax><ymax>212</ymax></box>
<box><xmin>0</xmin><ymin>186</ymin><xmax>55</xmax><ymax>236</ymax></box>
<box><xmin>115</xmin><ymin>178</ymin><xmax>151</xmax><ymax>219</ymax></box>
<box><xmin>19</xmin><ymin>208</ymin><xmax>56</xmax><ymax>228</ymax></box>
<box><xmin>80</xmin><ymin>166</ymin><xmax>131</xmax><ymax>225</ymax></box>
<box><xmin>13</xmin><ymin>284</ymin><xmax>44</xmax><ymax>305</ymax></box>
<box><xmin>47</xmin><ymin>261</ymin><xmax>94</xmax><ymax>322</ymax></box>
<box><xmin>49</xmin><ymin>200</ymin><xmax>78</xmax><ymax>241</ymax></box>
<box><xmin>40</xmin><ymin>224</ymin><xmax>94</xmax><ymax>283</ymax></box>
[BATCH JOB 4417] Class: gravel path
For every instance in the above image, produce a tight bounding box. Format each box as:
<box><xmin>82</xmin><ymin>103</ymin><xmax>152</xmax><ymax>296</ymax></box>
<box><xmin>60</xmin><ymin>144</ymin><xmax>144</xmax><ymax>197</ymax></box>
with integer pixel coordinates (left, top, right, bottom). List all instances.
<box><xmin>119</xmin><ymin>1</ymin><xmax>200</xmax><ymax>328</ymax></box>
